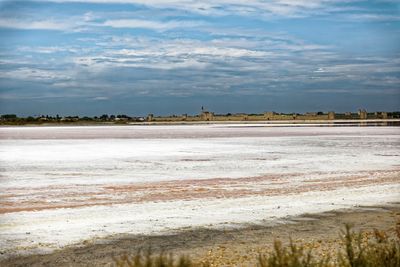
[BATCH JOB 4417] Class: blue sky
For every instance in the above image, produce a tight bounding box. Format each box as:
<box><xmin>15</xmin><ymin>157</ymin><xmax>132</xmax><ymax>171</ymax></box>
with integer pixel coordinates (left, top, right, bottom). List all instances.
<box><xmin>0</xmin><ymin>0</ymin><xmax>399</xmax><ymax>116</ymax></box>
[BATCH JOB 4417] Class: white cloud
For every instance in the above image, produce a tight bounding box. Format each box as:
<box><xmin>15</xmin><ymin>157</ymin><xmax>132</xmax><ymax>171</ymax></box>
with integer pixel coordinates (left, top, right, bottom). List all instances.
<box><xmin>345</xmin><ymin>13</ymin><xmax>400</xmax><ymax>21</ymax></box>
<box><xmin>69</xmin><ymin>38</ymin><xmax>275</xmax><ymax>71</ymax></box>
<box><xmin>17</xmin><ymin>46</ymin><xmax>78</xmax><ymax>54</ymax></box>
<box><xmin>13</xmin><ymin>0</ymin><xmax>363</xmax><ymax>18</ymax></box>
<box><xmin>112</xmin><ymin>45</ymin><xmax>270</xmax><ymax>58</ymax></box>
<box><xmin>306</xmin><ymin>88</ymin><xmax>400</xmax><ymax>95</ymax></box>
<box><xmin>103</xmin><ymin>19</ymin><xmax>203</xmax><ymax>30</ymax></box>
<box><xmin>0</xmin><ymin>16</ymin><xmax>203</xmax><ymax>32</ymax></box>
<box><xmin>0</xmin><ymin>67</ymin><xmax>71</xmax><ymax>81</ymax></box>
<box><xmin>0</xmin><ymin>18</ymin><xmax>70</xmax><ymax>30</ymax></box>
<box><xmin>93</xmin><ymin>96</ymin><xmax>109</xmax><ymax>100</ymax></box>
<box><xmin>314</xmin><ymin>67</ymin><xmax>326</xmax><ymax>73</ymax></box>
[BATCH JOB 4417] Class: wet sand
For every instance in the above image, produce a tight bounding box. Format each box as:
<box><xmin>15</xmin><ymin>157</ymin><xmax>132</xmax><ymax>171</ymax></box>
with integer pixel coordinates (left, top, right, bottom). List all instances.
<box><xmin>1</xmin><ymin>204</ymin><xmax>399</xmax><ymax>267</ymax></box>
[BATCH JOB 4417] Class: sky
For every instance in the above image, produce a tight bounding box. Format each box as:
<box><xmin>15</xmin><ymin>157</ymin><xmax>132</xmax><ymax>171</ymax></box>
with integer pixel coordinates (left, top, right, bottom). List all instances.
<box><xmin>0</xmin><ymin>0</ymin><xmax>399</xmax><ymax>116</ymax></box>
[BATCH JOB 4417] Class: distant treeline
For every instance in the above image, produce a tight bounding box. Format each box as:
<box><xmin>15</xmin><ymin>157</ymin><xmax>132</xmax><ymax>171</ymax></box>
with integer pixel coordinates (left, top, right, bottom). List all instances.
<box><xmin>0</xmin><ymin>114</ymin><xmax>146</xmax><ymax>125</ymax></box>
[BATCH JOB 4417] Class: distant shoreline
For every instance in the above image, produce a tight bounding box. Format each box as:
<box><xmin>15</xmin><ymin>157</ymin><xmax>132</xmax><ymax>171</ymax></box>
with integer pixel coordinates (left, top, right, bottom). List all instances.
<box><xmin>1</xmin><ymin>118</ymin><xmax>400</xmax><ymax>127</ymax></box>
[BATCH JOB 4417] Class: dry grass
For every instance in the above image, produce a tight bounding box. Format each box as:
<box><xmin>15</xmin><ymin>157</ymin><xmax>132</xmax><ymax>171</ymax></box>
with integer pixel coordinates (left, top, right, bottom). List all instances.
<box><xmin>336</xmin><ymin>225</ymin><xmax>400</xmax><ymax>267</ymax></box>
<box><xmin>113</xmin><ymin>223</ymin><xmax>400</xmax><ymax>267</ymax></box>
<box><xmin>113</xmin><ymin>249</ymin><xmax>202</xmax><ymax>267</ymax></box>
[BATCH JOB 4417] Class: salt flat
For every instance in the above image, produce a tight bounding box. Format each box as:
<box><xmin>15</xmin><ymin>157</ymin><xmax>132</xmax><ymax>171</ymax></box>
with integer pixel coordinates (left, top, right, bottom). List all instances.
<box><xmin>0</xmin><ymin>124</ymin><xmax>399</xmax><ymax>257</ymax></box>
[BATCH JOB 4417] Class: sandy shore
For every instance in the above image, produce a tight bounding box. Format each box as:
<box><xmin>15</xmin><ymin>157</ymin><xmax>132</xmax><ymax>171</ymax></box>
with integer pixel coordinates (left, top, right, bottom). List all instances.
<box><xmin>1</xmin><ymin>203</ymin><xmax>399</xmax><ymax>267</ymax></box>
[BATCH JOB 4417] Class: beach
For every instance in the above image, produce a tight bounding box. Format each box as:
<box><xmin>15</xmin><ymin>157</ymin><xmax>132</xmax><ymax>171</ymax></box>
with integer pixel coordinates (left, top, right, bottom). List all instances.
<box><xmin>0</xmin><ymin>124</ymin><xmax>399</xmax><ymax>265</ymax></box>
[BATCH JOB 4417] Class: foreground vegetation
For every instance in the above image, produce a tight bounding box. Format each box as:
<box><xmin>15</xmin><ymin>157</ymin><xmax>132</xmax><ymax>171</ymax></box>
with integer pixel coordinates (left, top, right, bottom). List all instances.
<box><xmin>114</xmin><ymin>224</ymin><xmax>400</xmax><ymax>267</ymax></box>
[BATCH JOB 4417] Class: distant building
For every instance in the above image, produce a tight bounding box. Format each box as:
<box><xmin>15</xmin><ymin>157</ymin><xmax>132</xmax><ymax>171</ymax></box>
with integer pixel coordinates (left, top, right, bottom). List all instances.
<box><xmin>201</xmin><ymin>111</ymin><xmax>214</xmax><ymax>121</ymax></box>
<box><xmin>264</xmin><ymin>112</ymin><xmax>276</xmax><ymax>120</ymax></box>
<box><xmin>147</xmin><ymin>114</ymin><xmax>154</xmax><ymax>122</ymax></box>
<box><xmin>358</xmin><ymin>109</ymin><xmax>367</xmax><ymax>120</ymax></box>
<box><xmin>328</xmin><ymin>111</ymin><xmax>335</xmax><ymax>120</ymax></box>
<box><xmin>305</xmin><ymin>112</ymin><xmax>318</xmax><ymax>116</ymax></box>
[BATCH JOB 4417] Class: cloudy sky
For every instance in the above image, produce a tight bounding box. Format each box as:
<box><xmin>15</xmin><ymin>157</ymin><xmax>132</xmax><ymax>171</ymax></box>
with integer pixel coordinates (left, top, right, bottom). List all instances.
<box><xmin>0</xmin><ymin>0</ymin><xmax>399</xmax><ymax>116</ymax></box>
